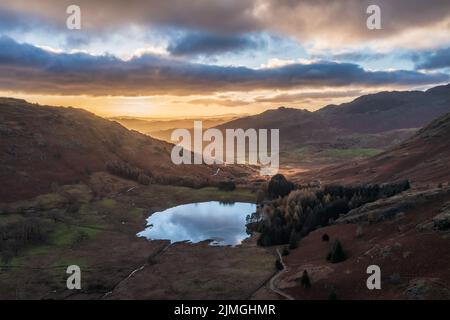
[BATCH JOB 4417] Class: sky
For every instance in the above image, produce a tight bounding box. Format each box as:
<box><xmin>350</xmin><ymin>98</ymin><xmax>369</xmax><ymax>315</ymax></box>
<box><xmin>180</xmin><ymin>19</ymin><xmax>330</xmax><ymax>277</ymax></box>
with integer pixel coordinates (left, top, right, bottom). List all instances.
<box><xmin>0</xmin><ymin>0</ymin><xmax>449</xmax><ymax>117</ymax></box>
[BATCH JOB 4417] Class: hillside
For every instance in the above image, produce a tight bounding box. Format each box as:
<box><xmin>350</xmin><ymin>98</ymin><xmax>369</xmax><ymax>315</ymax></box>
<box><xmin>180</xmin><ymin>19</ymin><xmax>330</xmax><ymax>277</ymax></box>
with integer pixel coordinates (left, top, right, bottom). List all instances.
<box><xmin>296</xmin><ymin>111</ymin><xmax>450</xmax><ymax>186</ymax></box>
<box><xmin>0</xmin><ymin>98</ymin><xmax>246</xmax><ymax>202</ymax></box>
<box><xmin>219</xmin><ymin>84</ymin><xmax>450</xmax><ymax>165</ymax></box>
<box><xmin>255</xmin><ymin>187</ymin><xmax>450</xmax><ymax>300</ymax></box>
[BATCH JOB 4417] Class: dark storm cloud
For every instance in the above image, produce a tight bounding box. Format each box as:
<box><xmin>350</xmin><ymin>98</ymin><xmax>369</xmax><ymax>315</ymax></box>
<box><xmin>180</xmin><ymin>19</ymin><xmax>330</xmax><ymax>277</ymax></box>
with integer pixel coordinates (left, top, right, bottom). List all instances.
<box><xmin>0</xmin><ymin>7</ymin><xmax>55</xmax><ymax>33</ymax></box>
<box><xmin>0</xmin><ymin>0</ymin><xmax>260</xmax><ymax>34</ymax></box>
<box><xmin>168</xmin><ymin>32</ymin><xmax>263</xmax><ymax>56</ymax></box>
<box><xmin>1</xmin><ymin>0</ymin><xmax>449</xmax><ymax>43</ymax></box>
<box><xmin>413</xmin><ymin>47</ymin><xmax>450</xmax><ymax>70</ymax></box>
<box><xmin>0</xmin><ymin>37</ymin><xmax>447</xmax><ymax>96</ymax></box>
<box><xmin>254</xmin><ymin>0</ymin><xmax>450</xmax><ymax>43</ymax></box>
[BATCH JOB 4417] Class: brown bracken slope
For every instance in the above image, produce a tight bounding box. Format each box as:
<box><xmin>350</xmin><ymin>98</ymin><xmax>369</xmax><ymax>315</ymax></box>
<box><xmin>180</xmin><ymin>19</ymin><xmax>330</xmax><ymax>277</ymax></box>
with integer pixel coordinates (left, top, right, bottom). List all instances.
<box><xmin>0</xmin><ymin>98</ymin><xmax>248</xmax><ymax>202</ymax></box>
<box><xmin>273</xmin><ymin>190</ymin><xmax>450</xmax><ymax>300</ymax></box>
<box><xmin>295</xmin><ymin>111</ymin><xmax>450</xmax><ymax>186</ymax></box>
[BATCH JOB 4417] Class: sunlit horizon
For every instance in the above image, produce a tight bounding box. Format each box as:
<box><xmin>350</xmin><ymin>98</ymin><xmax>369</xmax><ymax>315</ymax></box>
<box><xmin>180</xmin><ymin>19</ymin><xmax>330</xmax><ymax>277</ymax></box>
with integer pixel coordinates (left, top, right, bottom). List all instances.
<box><xmin>0</xmin><ymin>1</ymin><xmax>449</xmax><ymax>118</ymax></box>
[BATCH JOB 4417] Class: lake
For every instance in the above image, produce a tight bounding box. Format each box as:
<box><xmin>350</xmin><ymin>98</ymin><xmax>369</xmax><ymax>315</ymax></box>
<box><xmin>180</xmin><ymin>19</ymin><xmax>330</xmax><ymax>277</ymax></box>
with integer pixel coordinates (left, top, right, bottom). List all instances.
<box><xmin>137</xmin><ymin>201</ymin><xmax>257</xmax><ymax>246</ymax></box>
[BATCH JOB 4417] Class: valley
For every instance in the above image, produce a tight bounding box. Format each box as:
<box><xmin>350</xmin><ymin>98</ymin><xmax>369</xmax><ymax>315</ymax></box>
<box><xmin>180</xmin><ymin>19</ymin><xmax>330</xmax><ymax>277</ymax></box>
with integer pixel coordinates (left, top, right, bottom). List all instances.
<box><xmin>1</xmin><ymin>85</ymin><xmax>450</xmax><ymax>300</ymax></box>
<box><xmin>0</xmin><ymin>173</ymin><xmax>276</xmax><ymax>300</ymax></box>
<box><xmin>1</xmin><ymin>0</ymin><xmax>450</xmax><ymax>304</ymax></box>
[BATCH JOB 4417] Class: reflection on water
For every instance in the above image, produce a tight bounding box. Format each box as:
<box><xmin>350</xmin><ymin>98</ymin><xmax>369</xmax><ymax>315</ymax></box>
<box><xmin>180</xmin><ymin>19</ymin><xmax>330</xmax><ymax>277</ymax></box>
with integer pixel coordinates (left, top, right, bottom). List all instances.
<box><xmin>137</xmin><ymin>201</ymin><xmax>256</xmax><ymax>246</ymax></box>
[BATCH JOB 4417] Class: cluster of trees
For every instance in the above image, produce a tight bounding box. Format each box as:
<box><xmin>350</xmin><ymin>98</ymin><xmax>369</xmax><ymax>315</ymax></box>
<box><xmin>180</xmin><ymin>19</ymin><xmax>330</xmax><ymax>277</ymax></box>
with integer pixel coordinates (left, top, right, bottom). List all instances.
<box><xmin>105</xmin><ymin>160</ymin><xmax>152</xmax><ymax>185</ymax></box>
<box><xmin>250</xmin><ymin>175</ymin><xmax>410</xmax><ymax>247</ymax></box>
<box><xmin>105</xmin><ymin>160</ymin><xmax>227</xmax><ymax>189</ymax></box>
<box><xmin>0</xmin><ymin>219</ymin><xmax>49</xmax><ymax>263</ymax></box>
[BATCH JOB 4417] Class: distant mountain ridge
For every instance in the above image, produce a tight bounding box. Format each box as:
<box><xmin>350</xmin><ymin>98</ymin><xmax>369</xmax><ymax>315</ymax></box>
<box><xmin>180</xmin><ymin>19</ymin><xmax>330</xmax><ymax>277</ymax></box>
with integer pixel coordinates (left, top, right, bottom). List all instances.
<box><xmin>219</xmin><ymin>84</ymin><xmax>450</xmax><ymax>156</ymax></box>
<box><xmin>111</xmin><ymin>116</ymin><xmax>239</xmax><ymax>142</ymax></box>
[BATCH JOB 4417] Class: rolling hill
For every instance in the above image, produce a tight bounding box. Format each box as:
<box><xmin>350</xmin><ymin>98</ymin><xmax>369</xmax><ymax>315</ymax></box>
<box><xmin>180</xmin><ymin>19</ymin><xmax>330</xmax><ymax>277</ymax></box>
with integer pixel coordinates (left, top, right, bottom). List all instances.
<box><xmin>0</xmin><ymin>98</ymin><xmax>247</xmax><ymax>202</ymax></box>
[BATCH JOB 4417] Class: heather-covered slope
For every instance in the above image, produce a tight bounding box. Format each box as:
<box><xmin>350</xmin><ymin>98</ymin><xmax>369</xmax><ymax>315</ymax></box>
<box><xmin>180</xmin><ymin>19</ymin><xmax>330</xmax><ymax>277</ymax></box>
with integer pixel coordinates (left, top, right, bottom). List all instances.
<box><xmin>0</xmin><ymin>98</ymin><xmax>245</xmax><ymax>202</ymax></box>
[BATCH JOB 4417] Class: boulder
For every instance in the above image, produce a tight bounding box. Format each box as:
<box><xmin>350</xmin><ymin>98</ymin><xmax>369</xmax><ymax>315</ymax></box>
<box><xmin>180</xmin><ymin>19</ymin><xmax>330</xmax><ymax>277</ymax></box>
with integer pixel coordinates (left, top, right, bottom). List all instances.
<box><xmin>336</xmin><ymin>188</ymin><xmax>450</xmax><ymax>224</ymax></box>
<box><xmin>433</xmin><ymin>205</ymin><xmax>450</xmax><ymax>230</ymax></box>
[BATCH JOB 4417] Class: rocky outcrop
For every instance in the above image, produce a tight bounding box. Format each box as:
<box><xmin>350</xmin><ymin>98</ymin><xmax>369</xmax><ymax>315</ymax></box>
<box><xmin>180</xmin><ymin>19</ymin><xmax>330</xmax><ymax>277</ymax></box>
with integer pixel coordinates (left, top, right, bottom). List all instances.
<box><xmin>335</xmin><ymin>188</ymin><xmax>450</xmax><ymax>224</ymax></box>
<box><xmin>433</xmin><ymin>201</ymin><xmax>450</xmax><ymax>230</ymax></box>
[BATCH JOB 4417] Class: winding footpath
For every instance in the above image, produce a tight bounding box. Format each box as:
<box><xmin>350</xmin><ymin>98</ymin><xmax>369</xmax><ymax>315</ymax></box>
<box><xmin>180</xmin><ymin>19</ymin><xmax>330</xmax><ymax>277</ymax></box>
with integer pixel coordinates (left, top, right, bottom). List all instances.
<box><xmin>268</xmin><ymin>249</ymin><xmax>295</xmax><ymax>300</ymax></box>
<box><xmin>102</xmin><ymin>242</ymin><xmax>171</xmax><ymax>299</ymax></box>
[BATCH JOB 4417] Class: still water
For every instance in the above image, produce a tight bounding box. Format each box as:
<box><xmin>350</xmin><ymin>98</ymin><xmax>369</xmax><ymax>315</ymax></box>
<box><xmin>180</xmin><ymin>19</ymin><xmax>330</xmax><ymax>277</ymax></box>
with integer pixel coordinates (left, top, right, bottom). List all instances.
<box><xmin>137</xmin><ymin>201</ymin><xmax>256</xmax><ymax>246</ymax></box>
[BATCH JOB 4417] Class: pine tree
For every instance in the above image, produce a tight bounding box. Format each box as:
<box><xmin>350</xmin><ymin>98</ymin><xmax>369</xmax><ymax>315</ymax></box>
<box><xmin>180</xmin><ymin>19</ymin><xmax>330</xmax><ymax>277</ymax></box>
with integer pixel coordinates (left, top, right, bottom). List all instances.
<box><xmin>275</xmin><ymin>259</ymin><xmax>284</xmax><ymax>271</ymax></box>
<box><xmin>328</xmin><ymin>291</ymin><xmax>338</xmax><ymax>300</ymax></box>
<box><xmin>300</xmin><ymin>270</ymin><xmax>311</xmax><ymax>288</ymax></box>
<box><xmin>326</xmin><ymin>239</ymin><xmax>347</xmax><ymax>263</ymax></box>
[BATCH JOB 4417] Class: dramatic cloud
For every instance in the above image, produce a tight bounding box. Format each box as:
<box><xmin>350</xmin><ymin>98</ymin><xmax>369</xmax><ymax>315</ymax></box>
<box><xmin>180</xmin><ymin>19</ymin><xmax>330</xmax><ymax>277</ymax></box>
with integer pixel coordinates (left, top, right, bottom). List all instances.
<box><xmin>0</xmin><ymin>37</ymin><xmax>447</xmax><ymax>96</ymax></box>
<box><xmin>256</xmin><ymin>0</ymin><xmax>450</xmax><ymax>44</ymax></box>
<box><xmin>413</xmin><ymin>47</ymin><xmax>450</xmax><ymax>70</ymax></box>
<box><xmin>168</xmin><ymin>32</ymin><xmax>263</xmax><ymax>56</ymax></box>
<box><xmin>0</xmin><ymin>0</ymin><xmax>260</xmax><ymax>34</ymax></box>
<box><xmin>2</xmin><ymin>0</ymin><xmax>449</xmax><ymax>50</ymax></box>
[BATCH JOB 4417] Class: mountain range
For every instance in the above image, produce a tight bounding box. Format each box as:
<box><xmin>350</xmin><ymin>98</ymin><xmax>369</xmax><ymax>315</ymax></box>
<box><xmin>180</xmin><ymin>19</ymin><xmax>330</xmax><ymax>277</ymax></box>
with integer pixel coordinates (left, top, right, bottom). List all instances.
<box><xmin>219</xmin><ymin>84</ymin><xmax>450</xmax><ymax>165</ymax></box>
<box><xmin>1</xmin><ymin>83</ymin><xmax>449</xmax><ymax>201</ymax></box>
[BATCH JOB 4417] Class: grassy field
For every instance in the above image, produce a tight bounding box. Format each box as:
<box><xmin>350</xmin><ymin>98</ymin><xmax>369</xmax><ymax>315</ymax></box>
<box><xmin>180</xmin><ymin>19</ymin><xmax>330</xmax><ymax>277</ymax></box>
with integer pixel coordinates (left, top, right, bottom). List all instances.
<box><xmin>0</xmin><ymin>175</ymin><xmax>272</xmax><ymax>299</ymax></box>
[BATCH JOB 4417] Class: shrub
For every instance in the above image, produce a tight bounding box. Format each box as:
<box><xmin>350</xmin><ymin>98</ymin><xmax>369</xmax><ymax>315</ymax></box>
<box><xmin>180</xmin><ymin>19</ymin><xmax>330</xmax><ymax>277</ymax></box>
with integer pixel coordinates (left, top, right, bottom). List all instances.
<box><xmin>288</xmin><ymin>232</ymin><xmax>301</xmax><ymax>250</ymax></box>
<box><xmin>84</xmin><ymin>167</ymin><xmax>92</xmax><ymax>176</ymax></box>
<box><xmin>0</xmin><ymin>219</ymin><xmax>49</xmax><ymax>262</ymax></box>
<box><xmin>218</xmin><ymin>180</ymin><xmax>236</xmax><ymax>191</ymax></box>
<box><xmin>0</xmin><ymin>249</ymin><xmax>14</xmax><ymax>264</ymax></box>
<box><xmin>275</xmin><ymin>259</ymin><xmax>284</xmax><ymax>271</ymax></box>
<box><xmin>322</xmin><ymin>233</ymin><xmax>330</xmax><ymax>242</ymax></box>
<box><xmin>72</xmin><ymin>231</ymin><xmax>89</xmax><ymax>247</ymax></box>
<box><xmin>327</xmin><ymin>239</ymin><xmax>347</xmax><ymax>263</ymax></box>
<box><xmin>328</xmin><ymin>291</ymin><xmax>338</xmax><ymax>300</ymax></box>
<box><xmin>268</xmin><ymin>174</ymin><xmax>295</xmax><ymax>198</ymax></box>
<box><xmin>147</xmin><ymin>256</ymin><xmax>158</xmax><ymax>265</ymax></box>
<box><xmin>256</xmin><ymin>189</ymin><xmax>266</xmax><ymax>204</ymax></box>
<box><xmin>66</xmin><ymin>201</ymin><xmax>81</xmax><ymax>214</ymax></box>
<box><xmin>256</xmin><ymin>226</ymin><xmax>272</xmax><ymax>247</ymax></box>
<box><xmin>355</xmin><ymin>225</ymin><xmax>364</xmax><ymax>238</ymax></box>
<box><xmin>300</xmin><ymin>270</ymin><xmax>311</xmax><ymax>288</ymax></box>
